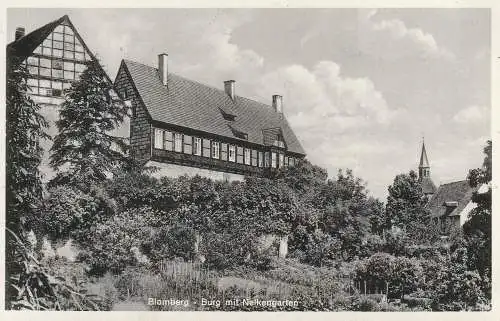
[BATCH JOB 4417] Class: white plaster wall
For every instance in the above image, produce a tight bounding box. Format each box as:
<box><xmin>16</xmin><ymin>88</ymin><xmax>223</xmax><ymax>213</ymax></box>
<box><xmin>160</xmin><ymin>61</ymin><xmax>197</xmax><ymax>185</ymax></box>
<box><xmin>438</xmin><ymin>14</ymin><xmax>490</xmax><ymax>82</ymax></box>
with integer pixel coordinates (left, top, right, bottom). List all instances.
<box><xmin>146</xmin><ymin>160</ymin><xmax>245</xmax><ymax>182</ymax></box>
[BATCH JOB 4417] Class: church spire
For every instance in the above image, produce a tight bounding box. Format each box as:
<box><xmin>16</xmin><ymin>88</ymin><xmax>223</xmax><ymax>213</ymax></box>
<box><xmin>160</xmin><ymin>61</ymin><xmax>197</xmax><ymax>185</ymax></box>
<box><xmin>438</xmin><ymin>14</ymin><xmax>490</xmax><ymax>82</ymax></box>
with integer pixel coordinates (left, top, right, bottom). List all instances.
<box><xmin>419</xmin><ymin>138</ymin><xmax>430</xmax><ymax>170</ymax></box>
<box><xmin>418</xmin><ymin>138</ymin><xmax>436</xmax><ymax>196</ymax></box>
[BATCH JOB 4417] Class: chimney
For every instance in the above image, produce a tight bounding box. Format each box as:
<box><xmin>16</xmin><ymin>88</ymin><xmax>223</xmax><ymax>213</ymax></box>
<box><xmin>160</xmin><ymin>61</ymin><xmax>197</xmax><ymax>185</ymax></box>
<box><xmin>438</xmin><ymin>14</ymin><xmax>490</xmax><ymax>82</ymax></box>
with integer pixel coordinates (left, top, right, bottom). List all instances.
<box><xmin>224</xmin><ymin>80</ymin><xmax>235</xmax><ymax>100</ymax></box>
<box><xmin>272</xmin><ymin>95</ymin><xmax>283</xmax><ymax>113</ymax></box>
<box><xmin>158</xmin><ymin>53</ymin><xmax>168</xmax><ymax>86</ymax></box>
<box><xmin>15</xmin><ymin>27</ymin><xmax>25</xmax><ymax>41</ymax></box>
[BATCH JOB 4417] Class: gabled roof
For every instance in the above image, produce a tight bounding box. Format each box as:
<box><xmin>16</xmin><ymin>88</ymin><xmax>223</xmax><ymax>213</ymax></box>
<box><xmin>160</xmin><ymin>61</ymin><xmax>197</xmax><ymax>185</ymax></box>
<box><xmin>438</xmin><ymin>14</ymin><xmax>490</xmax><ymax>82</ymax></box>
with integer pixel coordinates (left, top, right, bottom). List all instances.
<box><xmin>425</xmin><ymin>180</ymin><xmax>476</xmax><ymax>218</ymax></box>
<box><xmin>7</xmin><ymin>15</ymin><xmax>66</xmax><ymax>61</ymax></box>
<box><xmin>419</xmin><ymin>140</ymin><xmax>430</xmax><ymax>168</ymax></box>
<box><xmin>7</xmin><ymin>14</ymin><xmax>114</xmax><ymax>86</ymax></box>
<box><xmin>119</xmin><ymin>59</ymin><xmax>306</xmax><ymax>155</ymax></box>
<box><xmin>421</xmin><ymin>176</ymin><xmax>437</xmax><ymax>195</ymax></box>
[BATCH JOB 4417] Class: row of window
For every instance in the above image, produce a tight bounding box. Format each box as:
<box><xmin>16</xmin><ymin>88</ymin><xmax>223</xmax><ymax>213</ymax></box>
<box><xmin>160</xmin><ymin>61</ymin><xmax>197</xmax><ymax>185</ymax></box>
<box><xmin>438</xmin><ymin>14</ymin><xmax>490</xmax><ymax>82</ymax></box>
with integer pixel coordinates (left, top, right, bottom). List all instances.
<box><xmin>153</xmin><ymin>128</ymin><xmax>297</xmax><ymax>168</ymax></box>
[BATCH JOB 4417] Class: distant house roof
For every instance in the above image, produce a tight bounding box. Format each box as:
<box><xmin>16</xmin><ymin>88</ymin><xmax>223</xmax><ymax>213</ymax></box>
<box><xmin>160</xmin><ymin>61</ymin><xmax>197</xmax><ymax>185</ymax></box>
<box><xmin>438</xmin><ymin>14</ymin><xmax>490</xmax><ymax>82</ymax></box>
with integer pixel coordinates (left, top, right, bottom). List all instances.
<box><xmin>421</xmin><ymin>176</ymin><xmax>437</xmax><ymax>195</ymax></box>
<box><xmin>119</xmin><ymin>59</ymin><xmax>306</xmax><ymax>155</ymax></box>
<box><xmin>425</xmin><ymin>180</ymin><xmax>476</xmax><ymax>218</ymax></box>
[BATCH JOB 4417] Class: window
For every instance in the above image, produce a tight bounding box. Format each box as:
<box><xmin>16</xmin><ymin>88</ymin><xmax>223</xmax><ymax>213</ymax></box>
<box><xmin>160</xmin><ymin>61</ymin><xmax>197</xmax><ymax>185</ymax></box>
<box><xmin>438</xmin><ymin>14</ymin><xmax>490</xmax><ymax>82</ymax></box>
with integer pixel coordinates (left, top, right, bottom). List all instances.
<box><xmin>202</xmin><ymin>139</ymin><xmax>211</xmax><ymax>158</ymax></box>
<box><xmin>264</xmin><ymin>152</ymin><xmax>270</xmax><ymax>167</ymax></box>
<box><xmin>183</xmin><ymin>135</ymin><xmax>192</xmax><ymax>154</ymax></box>
<box><xmin>228</xmin><ymin>145</ymin><xmax>236</xmax><ymax>162</ymax></box>
<box><xmin>237</xmin><ymin>147</ymin><xmax>244</xmax><ymax>164</ymax></box>
<box><xmin>221</xmin><ymin>143</ymin><xmax>228</xmax><ymax>161</ymax></box>
<box><xmin>279</xmin><ymin>153</ymin><xmax>284</xmax><ymax>168</ymax></box>
<box><xmin>64</xmin><ymin>51</ymin><xmax>74</xmax><ymax>59</ymax></box>
<box><xmin>289</xmin><ymin>157</ymin><xmax>295</xmax><ymax>167</ymax></box>
<box><xmin>284</xmin><ymin>156</ymin><xmax>289</xmax><ymax>167</ymax></box>
<box><xmin>174</xmin><ymin>133</ymin><xmax>182</xmax><ymax>152</ymax></box>
<box><xmin>163</xmin><ymin>131</ymin><xmax>173</xmax><ymax>151</ymax></box>
<box><xmin>258</xmin><ymin>151</ymin><xmax>264</xmax><ymax>167</ymax></box>
<box><xmin>52</xmin><ymin>60</ymin><xmax>63</xmax><ymax>70</ymax></box>
<box><xmin>251</xmin><ymin>150</ymin><xmax>258</xmax><ymax>167</ymax></box>
<box><xmin>194</xmin><ymin>137</ymin><xmax>202</xmax><ymax>156</ymax></box>
<box><xmin>271</xmin><ymin>152</ymin><xmax>277</xmax><ymax>168</ymax></box>
<box><xmin>154</xmin><ymin>128</ymin><xmax>163</xmax><ymax>149</ymax></box>
<box><xmin>212</xmin><ymin>141</ymin><xmax>220</xmax><ymax>159</ymax></box>
<box><xmin>244</xmin><ymin>148</ymin><xmax>251</xmax><ymax>165</ymax></box>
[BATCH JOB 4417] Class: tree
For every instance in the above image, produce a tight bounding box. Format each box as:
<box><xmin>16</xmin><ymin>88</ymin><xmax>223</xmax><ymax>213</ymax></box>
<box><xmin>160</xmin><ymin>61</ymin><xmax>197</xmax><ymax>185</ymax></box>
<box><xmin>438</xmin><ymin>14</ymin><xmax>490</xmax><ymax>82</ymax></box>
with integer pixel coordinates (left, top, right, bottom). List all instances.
<box><xmin>6</xmin><ymin>55</ymin><xmax>49</xmax><ymax>235</ymax></box>
<box><xmin>6</xmin><ymin>54</ymin><xmax>104</xmax><ymax>310</ymax></box>
<box><xmin>49</xmin><ymin>59</ymin><xmax>128</xmax><ymax>189</ymax></box>
<box><xmin>463</xmin><ymin>140</ymin><xmax>492</xmax><ymax>294</ymax></box>
<box><xmin>385</xmin><ymin>170</ymin><xmax>435</xmax><ymax>243</ymax></box>
<box><xmin>6</xmin><ymin>54</ymin><xmax>49</xmax><ymax>308</ymax></box>
<box><xmin>318</xmin><ymin>170</ymin><xmax>373</xmax><ymax>261</ymax></box>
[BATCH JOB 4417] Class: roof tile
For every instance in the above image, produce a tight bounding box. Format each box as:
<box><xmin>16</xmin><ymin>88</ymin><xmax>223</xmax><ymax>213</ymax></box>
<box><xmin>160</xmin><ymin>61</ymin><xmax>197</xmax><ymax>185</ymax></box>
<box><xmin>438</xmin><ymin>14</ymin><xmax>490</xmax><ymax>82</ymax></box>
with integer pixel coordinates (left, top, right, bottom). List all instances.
<box><xmin>122</xmin><ymin>59</ymin><xmax>306</xmax><ymax>155</ymax></box>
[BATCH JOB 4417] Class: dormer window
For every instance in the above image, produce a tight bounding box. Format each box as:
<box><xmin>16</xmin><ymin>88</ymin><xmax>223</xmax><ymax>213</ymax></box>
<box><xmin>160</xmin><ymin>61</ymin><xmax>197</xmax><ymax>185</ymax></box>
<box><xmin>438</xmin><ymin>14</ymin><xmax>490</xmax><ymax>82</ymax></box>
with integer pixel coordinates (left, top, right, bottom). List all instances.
<box><xmin>229</xmin><ymin>125</ymin><xmax>248</xmax><ymax>140</ymax></box>
<box><xmin>273</xmin><ymin>134</ymin><xmax>285</xmax><ymax>148</ymax></box>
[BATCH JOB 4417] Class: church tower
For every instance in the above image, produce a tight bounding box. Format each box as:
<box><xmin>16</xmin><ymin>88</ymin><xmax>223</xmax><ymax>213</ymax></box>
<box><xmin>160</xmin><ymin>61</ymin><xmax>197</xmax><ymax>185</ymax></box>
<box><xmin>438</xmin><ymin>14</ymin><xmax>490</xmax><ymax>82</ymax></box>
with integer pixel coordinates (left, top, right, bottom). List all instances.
<box><xmin>418</xmin><ymin>139</ymin><xmax>437</xmax><ymax>197</ymax></box>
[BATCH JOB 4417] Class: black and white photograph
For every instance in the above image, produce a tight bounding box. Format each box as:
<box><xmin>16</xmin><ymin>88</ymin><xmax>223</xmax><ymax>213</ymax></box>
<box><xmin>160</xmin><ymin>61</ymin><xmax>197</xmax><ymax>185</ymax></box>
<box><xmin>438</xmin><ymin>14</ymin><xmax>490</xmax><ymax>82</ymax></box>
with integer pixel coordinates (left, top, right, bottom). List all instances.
<box><xmin>4</xmin><ymin>5</ymin><xmax>494</xmax><ymax>314</ymax></box>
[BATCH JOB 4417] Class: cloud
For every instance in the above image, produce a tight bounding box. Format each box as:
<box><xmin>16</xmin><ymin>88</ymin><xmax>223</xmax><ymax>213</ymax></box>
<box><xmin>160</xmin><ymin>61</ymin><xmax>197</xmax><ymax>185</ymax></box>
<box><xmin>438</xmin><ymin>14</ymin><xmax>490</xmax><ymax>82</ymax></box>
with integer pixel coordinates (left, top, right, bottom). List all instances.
<box><xmin>452</xmin><ymin>105</ymin><xmax>490</xmax><ymax>124</ymax></box>
<box><xmin>258</xmin><ymin>60</ymin><xmax>399</xmax><ymax>132</ymax></box>
<box><xmin>362</xmin><ymin>11</ymin><xmax>455</xmax><ymax>61</ymax></box>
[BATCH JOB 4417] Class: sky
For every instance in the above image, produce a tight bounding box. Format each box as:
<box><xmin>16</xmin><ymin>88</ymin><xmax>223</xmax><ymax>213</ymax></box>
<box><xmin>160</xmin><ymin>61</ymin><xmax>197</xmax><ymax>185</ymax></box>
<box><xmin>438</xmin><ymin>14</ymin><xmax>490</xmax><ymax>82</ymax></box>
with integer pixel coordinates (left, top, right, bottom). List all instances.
<box><xmin>7</xmin><ymin>8</ymin><xmax>491</xmax><ymax>199</ymax></box>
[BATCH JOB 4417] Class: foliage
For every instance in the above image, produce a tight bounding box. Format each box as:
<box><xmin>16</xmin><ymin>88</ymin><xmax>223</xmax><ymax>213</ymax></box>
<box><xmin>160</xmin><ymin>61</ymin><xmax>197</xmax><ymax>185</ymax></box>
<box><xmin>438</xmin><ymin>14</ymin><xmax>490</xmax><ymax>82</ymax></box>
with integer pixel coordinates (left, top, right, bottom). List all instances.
<box><xmin>77</xmin><ymin>208</ymin><xmax>156</xmax><ymax>275</ymax></box>
<box><xmin>31</xmin><ymin>185</ymin><xmax>116</xmax><ymax>243</ymax></box>
<box><xmin>463</xmin><ymin>140</ymin><xmax>491</xmax><ymax>282</ymax></box>
<box><xmin>385</xmin><ymin>170</ymin><xmax>436</xmax><ymax>243</ymax></box>
<box><xmin>6</xmin><ymin>55</ymin><xmax>49</xmax><ymax>235</ymax></box>
<box><xmin>6</xmin><ymin>229</ymin><xmax>108</xmax><ymax>310</ymax></box>
<box><xmin>49</xmin><ymin>59</ymin><xmax>128</xmax><ymax>188</ymax></box>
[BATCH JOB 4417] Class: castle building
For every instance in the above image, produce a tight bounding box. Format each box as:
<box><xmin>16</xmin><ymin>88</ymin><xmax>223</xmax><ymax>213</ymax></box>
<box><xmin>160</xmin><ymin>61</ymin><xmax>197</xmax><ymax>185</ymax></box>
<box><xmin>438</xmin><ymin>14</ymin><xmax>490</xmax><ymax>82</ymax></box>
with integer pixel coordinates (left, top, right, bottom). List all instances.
<box><xmin>114</xmin><ymin>55</ymin><xmax>306</xmax><ymax>181</ymax></box>
<box><xmin>7</xmin><ymin>15</ymin><xmax>121</xmax><ymax>179</ymax></box>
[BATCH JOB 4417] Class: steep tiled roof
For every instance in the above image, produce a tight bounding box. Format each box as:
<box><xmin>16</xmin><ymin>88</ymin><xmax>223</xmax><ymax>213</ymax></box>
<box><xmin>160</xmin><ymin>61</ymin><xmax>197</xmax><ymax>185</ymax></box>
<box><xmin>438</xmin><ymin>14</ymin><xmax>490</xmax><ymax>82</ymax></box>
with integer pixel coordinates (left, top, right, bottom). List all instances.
<box><xmin>425</xmin><ymin>180</ymin><xmax>476</xmax><ymax>218</ymax></box>
<box><xmin>421</xmin><ymin>176</ymin><xmax>437</xmax><ymax>195</ymax></box>
<box><xmin>121</xmin><ymin>59</ymin><xmax>306</xmax><ymax>155</ymax></box>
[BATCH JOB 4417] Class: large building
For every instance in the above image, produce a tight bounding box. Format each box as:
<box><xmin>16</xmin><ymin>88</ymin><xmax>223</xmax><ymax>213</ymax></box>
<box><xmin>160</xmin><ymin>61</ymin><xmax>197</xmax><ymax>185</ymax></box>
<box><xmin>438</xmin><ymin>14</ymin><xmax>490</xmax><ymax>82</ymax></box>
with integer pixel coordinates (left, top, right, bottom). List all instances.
<box><xmin>114</xmin><ymin>55</ymin><xmax>306</xmax><ymax>181</ymax></box>
<box><xmin>7</xmin><ymin>15</ymin><xmax>121</xmax><ymax>179</ymax></box>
